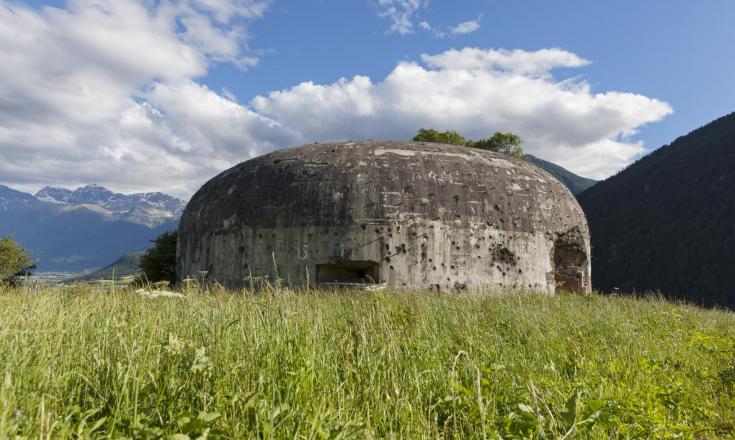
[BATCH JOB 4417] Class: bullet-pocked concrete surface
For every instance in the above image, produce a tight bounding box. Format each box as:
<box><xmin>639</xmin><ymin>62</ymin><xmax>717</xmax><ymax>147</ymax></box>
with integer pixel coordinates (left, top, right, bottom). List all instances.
<box><xmin>178</xmin><ymin>141</ymin><xmax>591</xmax><ymax>293</ymax></box>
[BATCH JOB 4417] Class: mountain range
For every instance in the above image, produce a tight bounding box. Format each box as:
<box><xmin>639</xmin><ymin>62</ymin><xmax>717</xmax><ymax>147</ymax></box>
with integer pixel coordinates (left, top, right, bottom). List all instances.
<box><xmin>577</xmin><ymin>112</ymin><xmax>735</xmax><ymax>307</ymax></box>
<box><xmin>0</xmin><ymin>184</ymin><xmax>184</xmax><ymax>272</ymax></box>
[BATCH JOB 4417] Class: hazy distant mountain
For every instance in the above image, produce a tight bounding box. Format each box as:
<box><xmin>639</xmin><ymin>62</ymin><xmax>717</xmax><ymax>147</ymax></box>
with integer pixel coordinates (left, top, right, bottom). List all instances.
<box><xmin>0</xmin><ymin>185</ymin><xmax>41</xmax><ymax>210</ymax></box>
<box><xmin>577</xmin><ymin>112</ymin><xmax>735</xmax><ymax>307</ymax></box>
<box><xmin>0</xmin><ymin>184</ymin><xmax>184</xmax><ymax>272</ymax></box>
<box><xmin>525</xmin><ymin>155</ymin><xmax>597</xmax><ymax>195</ymax></box>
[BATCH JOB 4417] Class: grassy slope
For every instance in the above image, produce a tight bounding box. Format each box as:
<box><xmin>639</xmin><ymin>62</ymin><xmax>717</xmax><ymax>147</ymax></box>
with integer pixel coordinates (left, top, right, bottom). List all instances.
<box><xmin>0</xmin><ymin>287</ymin><xmax>733</xmax><ymax>438</ymax></box>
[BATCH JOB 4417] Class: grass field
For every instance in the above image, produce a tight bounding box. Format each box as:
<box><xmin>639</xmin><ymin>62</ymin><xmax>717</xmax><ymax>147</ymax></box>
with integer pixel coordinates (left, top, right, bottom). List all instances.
<box><xmin>0</xmin><ymin>285</ymin><xmax>734</xmax><ymax>439</ymax></box>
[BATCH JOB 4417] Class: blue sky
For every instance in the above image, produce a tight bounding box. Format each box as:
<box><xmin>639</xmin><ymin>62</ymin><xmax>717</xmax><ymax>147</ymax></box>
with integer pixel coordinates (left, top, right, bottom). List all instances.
<box><xmin>1</xmin><ymin>0</ymin><xmax>733</xmax><ymax>197</ymax></box>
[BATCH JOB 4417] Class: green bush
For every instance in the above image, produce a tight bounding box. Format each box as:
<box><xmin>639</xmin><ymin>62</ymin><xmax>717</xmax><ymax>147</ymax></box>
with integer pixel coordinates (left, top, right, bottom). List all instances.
<box><xmin>413</xmin><ymin>128</ymin><xmax>526</xmax><ymax>158</ymax></box>
<box><xmin>413</xmin><ymin>128</ymin><xmax>467</xmax><ymax>146</ymax></box>
<box><xmin>137</xmin><ymin>230</ymin><xmax>177</xmax><ymax>286</ymax></box>
<box><xmin>0</xmin><ymin>235</ymin><xmax>36</xmax><ymax>286</ymax></box>
<box><xmin>467</xmin><ymin>131</ymin><xmax>525</xmax><ymax>158</ymax></box>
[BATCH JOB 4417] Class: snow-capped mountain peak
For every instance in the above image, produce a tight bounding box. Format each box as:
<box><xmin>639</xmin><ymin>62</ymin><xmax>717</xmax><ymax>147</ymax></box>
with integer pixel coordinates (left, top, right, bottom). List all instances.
<box><xmin>33</xmin><ymin>184</ymin><xmax>186</xmax><ymax>228</ymax></box>
<box><xmin>35</xmin><ymin>186</ymin><xmax>73</xmax><ymax>204</ymax></box>
<box><xmin>67</xmin><ymin>184</ymin><xmax>116</xmax><ymax>205</ymax></box>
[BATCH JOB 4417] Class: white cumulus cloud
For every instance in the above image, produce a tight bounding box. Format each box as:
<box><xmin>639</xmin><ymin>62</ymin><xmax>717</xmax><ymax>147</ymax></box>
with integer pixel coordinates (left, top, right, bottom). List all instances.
<box><xmin>0</xmin><ymin>0</ymin><xmax>271</xmax><ymax>197</ymax></box>
<box><xmin>422</xmin><ymin>47</ymin><xmax>590</xmax><ymax>75</ymax></box>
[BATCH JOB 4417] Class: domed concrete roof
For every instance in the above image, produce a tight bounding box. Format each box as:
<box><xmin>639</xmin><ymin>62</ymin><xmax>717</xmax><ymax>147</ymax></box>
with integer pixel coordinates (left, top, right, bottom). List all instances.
<box><xmin>178</xmin><ymin>141</ymin><xmax>591</xmax><ymax>292</ymax></box>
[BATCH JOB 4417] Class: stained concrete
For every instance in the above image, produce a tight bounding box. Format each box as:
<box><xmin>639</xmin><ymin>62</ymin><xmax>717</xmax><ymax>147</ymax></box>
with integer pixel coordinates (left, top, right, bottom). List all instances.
<box><xmin>177</xmin><ymin>141</ymin><xmax>591</xmax><ymax>293</ymax></box>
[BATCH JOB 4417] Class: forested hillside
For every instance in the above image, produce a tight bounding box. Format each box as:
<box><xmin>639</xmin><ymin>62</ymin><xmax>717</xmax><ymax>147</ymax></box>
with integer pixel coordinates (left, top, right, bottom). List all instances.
<box><xmin>577</xmin><ymin>112</ymin><xmax>735</xmax><ymax>307</ymax></box>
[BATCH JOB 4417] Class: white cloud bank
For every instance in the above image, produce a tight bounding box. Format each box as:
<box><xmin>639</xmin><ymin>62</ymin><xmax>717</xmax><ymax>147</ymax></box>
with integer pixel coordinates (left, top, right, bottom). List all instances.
<box><xmin>0</xmin><ymin>1</ymin><xmax>672</xmax><ymax>198</ymax></box>
<box><xmin>253</xmin><ymin>47</ymin><xmax>671</xmax><ymax>180</ymax></box>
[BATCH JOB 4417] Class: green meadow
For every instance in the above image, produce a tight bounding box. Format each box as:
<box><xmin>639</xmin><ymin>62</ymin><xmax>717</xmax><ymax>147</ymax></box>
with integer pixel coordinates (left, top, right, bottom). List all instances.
<box><xmin>0</xmin><ymin>285</ymin><xmax>734</xmax><ymax>439</ymax></box>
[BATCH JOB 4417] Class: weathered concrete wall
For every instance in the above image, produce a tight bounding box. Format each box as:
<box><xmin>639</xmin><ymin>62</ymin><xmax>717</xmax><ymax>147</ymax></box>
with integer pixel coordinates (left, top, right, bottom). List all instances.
<box><xmin>178</xmin><ymin>141</ymin><xmax>591</xmax><ymax>293</ymax></box>
<box><xmin>178</xmin><ymin>222</ymin><xmax>561</xmax><ymax>292</ymax></box>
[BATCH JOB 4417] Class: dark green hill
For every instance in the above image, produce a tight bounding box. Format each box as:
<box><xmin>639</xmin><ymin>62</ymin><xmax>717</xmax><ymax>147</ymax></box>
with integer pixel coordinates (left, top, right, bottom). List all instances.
<box><xmin>577</xmin><ymin>112</ymin><xmax>735</xmax><ymax>307</ymax></box>
<box><xmin>74</xmin><ymin>252</ymin><xmax>144</xmax><ymax>281</ymax></box>
<box><xmin>525</xmin><ymin>155</ymin><xmax>597</xmax><ymax>195</ymax></box>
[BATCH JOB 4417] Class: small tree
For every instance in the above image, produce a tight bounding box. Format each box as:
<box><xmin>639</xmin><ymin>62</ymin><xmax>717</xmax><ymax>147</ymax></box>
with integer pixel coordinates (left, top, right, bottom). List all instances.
<box><xmin>0</xmin><ymin>235</ymin><xmax>36</xmax><ymax>286</ymax></box>
<box><xmin>413</xmin><ymin>128</ymin><xmax>467</xmax><ymax>146</ymax></box>
<box><xmin>138</xmin><ymin>231</ymin><xmax>177</xmax><ymax>286</ymax></box>
<box><xmin>466</xmin><ymin>132</ymin><xmax>525</xmax><ymax>158</ymax></box>
<box><xmin>413</xmin><ymin>128</ymin><xmax>525</xmax><ymax>158</ymax></box>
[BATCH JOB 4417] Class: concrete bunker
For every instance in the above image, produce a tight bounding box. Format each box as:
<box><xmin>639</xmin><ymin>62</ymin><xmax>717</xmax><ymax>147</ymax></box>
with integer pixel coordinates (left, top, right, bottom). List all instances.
<box><xmin>177</xmin><ymin>141</ymin><xmax>592</xmax><ymax>293</ymax></box>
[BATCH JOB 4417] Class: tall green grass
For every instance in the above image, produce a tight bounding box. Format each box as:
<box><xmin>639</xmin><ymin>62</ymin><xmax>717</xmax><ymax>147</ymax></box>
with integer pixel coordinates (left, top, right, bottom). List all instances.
<box><xmin>0</xmin><ymin>285</ymin><xmax>733</xmax><ymax>438</ymax></box>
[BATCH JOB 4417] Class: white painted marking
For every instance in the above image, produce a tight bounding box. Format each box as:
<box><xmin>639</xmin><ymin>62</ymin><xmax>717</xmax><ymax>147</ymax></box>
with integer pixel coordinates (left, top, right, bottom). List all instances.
<box><xmin>374</xmin><ymin>148</ymin><xmax>416</xmax><ymax>156</ymax></box>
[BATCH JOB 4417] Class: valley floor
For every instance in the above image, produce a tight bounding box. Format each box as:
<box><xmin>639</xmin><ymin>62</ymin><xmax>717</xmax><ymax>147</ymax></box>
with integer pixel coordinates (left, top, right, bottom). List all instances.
<box><xmin>0</xmin><ymin>286</ymin><xmax>733</xmax><ymax>438</ymax></box>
